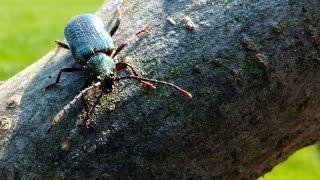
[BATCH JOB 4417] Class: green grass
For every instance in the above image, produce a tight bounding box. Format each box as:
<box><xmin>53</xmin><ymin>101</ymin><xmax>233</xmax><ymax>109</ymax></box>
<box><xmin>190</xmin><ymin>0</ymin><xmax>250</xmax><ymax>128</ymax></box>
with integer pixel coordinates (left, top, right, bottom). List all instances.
<box><xmin>1</xmin><ymin>0</ymin><xmax>320</xmax><ymax>179</ymax></box>
<box><xmin>260</xmin><ymin>145</ymin><xmax>320</xmax><ymax>180</ymax></box>
<box><xmin>0</xmin><ymin>0</ymin><xmax>103</xmax><ymax>80</ymax></box>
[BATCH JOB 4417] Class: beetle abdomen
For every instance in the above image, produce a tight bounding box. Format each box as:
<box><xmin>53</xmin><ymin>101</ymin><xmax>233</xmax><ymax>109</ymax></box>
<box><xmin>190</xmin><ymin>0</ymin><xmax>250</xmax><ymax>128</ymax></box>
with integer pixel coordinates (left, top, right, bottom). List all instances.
<box><xmin>65</xmin><ymin>14</ymin><xmax>114</xmax><ymax>63</ymax></box>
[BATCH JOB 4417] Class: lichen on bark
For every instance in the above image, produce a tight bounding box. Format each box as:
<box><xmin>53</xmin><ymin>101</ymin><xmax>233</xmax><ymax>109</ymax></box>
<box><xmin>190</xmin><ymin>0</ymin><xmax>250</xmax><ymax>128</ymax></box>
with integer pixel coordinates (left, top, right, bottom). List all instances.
<box><xmin>0</xmin><ymin>0</ymin><xmax>320</xmax><ymax>179</ymax></box>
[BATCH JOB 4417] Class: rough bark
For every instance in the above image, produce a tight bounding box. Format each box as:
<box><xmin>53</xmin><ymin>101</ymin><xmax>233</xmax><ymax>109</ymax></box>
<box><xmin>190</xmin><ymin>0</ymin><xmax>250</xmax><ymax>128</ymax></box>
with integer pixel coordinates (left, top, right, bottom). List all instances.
<box><xmin>1</xmin><ymin>0</ymin><xmax>320</xmax><ymax>179</ymax></box>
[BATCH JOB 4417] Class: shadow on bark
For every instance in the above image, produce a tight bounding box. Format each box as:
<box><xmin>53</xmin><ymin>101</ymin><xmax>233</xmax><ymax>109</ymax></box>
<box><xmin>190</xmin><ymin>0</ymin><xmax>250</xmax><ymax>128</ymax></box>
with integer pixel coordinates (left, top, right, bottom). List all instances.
<box><xmin>1</xmin><ymin>0</ymin><xmax>320</xmax><ymax>179</ymax></box>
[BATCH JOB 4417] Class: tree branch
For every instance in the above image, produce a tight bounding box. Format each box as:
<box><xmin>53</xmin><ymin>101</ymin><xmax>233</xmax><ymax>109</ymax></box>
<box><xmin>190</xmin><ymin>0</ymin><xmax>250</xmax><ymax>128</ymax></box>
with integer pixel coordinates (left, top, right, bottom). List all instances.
<box><xmin>1</xmin><ymin>0</ymin><xmax>320</xmax><ymax>178</ymax></box>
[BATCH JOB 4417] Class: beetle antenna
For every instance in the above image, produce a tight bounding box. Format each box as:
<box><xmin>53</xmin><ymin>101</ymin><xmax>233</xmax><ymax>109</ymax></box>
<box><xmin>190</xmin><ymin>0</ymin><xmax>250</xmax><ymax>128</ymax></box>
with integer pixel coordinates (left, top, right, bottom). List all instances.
<box><xmin>114</xmin><ymin>75</ymin><xmax>192</xmax><ymax>99</ymax></box>
<box><xmin>46</xmin><ymin>82</ymin><xmax>101</xmax><ymax>133</ymax></box>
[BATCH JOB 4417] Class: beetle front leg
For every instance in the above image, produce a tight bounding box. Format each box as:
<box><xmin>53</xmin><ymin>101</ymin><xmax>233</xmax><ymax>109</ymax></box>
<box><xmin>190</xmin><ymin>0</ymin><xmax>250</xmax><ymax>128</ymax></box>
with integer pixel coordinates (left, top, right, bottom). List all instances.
<box><xmin>46</xmin><ymin>82</ymin><xmax>101</xmax><ymax>133</ymax></box>
<box><xmin>116</xmin><ymin>62</ymin><xmax>139</xmax><ymax>76</ymax></box>
<box><xmin>80</xmin><ymin>79</ymin><xmax>93</xmax><ymax>130</ymax></box>
<box><xmin>44</xmin><ymin>67</ymin><xmax>84</xmax><ymax>90</ymax></box>
<box><xmin>82</xmin><ymin>95</ymin><xmax>93</xmax><ymax>130</ymax></box>
<box><xmin>80</xmin><ymin>79</ymin><xmax>105</xmax><ymax>132</ymax></box>
<box><xmin>82</xmin><ymin>91</ymin><xmax>103</xmax><ymax>131</ymax></box>
<box><xmin>115</xmin><ymin>62</ymin><xmax>156</xmax><ymax>90</ymax></box>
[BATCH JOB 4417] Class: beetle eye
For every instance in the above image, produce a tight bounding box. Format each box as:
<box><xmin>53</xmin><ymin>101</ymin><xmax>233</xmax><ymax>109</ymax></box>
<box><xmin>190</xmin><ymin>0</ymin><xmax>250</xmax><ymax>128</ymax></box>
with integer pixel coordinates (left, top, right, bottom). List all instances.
<box><xmin>106</xmin><ymin>49</ymin><xmax>113</xmax><ymax>56</ymax></box>
<box><xmin>85</xmin><ymin>52</ymin><xmax>94</xmax><ymax>60</ymax></box>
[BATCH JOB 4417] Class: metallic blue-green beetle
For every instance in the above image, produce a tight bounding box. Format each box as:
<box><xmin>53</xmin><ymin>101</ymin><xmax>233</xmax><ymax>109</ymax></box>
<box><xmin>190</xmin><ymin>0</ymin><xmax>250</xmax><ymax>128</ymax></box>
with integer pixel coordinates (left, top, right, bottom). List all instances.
<box><xmin>45</xmin><ymin>13</ymin><xmax>192</xmax><ymax>133</ymax></box>
<box><xmin>54</xmin><ymin>14</ymin><xmax>120</xmax><ymax>83</ymax></box>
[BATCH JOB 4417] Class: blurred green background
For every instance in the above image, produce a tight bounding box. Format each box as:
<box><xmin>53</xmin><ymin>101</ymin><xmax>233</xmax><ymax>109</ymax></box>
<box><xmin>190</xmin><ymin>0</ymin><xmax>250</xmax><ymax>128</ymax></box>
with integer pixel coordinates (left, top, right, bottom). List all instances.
<box><xmin>0</xmin><ymin>0</ymin><xmax>319</xmax><ymax>179</ymax></box>
<box><xmin>0</xmin><ymin>0</ymin><xmax>102</xmax><ymax>80</ymax></box>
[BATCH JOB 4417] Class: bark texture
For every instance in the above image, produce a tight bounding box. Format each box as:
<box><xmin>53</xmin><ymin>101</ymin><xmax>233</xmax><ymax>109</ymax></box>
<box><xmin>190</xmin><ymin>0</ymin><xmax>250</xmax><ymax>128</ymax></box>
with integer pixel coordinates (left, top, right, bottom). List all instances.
<box><xmin>1</xmin><ymin>0</ymin><xmax>320</xmax><ymax>179</ymax></box>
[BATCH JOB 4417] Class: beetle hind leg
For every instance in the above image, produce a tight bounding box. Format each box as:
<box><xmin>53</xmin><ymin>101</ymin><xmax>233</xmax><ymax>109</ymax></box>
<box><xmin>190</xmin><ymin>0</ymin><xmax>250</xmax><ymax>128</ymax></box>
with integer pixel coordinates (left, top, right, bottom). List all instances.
<box><xmin>112</xmin><ymin>26</ymin><xmax>150</xmax><ymax>58</ymax></box>
<box><xmin>109</xmin><ymin>6</ymin><xmax>122</xmax><ymax>37</ymax></box>
<box><xmin>55</xmin><ymin>40</ymin><xmax>70</xmax><ymax>49</ymax></box>
<box><xmin>115</xmin><ymin>62</ymin><xmax>156</xmax><ymax>90</ymax></box>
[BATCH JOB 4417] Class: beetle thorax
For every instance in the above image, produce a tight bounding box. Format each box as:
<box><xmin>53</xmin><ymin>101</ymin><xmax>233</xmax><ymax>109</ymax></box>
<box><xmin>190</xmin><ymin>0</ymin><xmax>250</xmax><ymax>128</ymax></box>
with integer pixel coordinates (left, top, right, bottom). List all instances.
<box><xmin>87</xmin><ymin>52</ymin><xmax>115</xmax><ymax>81</ymax></box>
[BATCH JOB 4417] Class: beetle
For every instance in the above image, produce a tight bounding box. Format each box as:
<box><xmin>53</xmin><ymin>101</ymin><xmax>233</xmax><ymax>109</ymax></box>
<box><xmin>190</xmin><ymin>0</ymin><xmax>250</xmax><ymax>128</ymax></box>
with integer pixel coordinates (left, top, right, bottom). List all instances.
<box><xmin>45</xmin><ymin>11</ymin><xmax>192</xmax><ymax>133</ymax></box>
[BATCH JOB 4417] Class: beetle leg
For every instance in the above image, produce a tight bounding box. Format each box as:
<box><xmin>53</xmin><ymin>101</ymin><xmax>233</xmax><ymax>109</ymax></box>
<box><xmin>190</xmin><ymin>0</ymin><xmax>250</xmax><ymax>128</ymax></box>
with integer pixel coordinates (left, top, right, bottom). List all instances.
<box><xmin>80</xmin><ymin>79</ymin><xmax>93</xmax><ymax>129</ymax></box>
<box><xmin>109</xmin><ymin>5</ymin><xmax>122</xmax><ymax>36</ymax></box>
<box><xmin>112</xmin><ymin>26</ymin><xmax>150</xmax><ymax>58</ymax></box>
<box><xmin>83</xmin><ymin>91</ymin><xmax>103</xmax><ymax>131</ymax></box>
<box><xmin>44</xmin><ymin>67</ymin><xmax>84</xmax><ymax>90</ymax></box>
<box><xmin>80</xmin><ymin>79</ymin><xmax>102</xmax><ymax>131</ymax></box>
<box><xmin>55</xmin><ymin>40</ymin><xmax>70</xmax><ymax>49</ymax></box>
<box><xmin>116</xmin><ymin>62</ymin><xmax>139</xmax><ymax>76</ymax></box>
<box><xmin>115</xmin><ymin>62</ymin><xmax>156</xmax><ymax>90</ymax></box>
<box><xmin>46</xmin><ymin>82</ymin><xmax>102</xmax><ymax>133</ymax></box>
<box><xmin>82</xmin><ymin>95</ymin><xmax>93</xmax><ymax>129</ymax></box>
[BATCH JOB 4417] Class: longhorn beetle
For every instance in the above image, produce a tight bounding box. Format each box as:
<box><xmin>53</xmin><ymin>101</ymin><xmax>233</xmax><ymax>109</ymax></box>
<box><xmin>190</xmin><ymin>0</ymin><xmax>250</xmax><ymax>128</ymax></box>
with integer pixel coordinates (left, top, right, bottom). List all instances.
<box><xmin>45</xmin><ymin>10</ymin><xmax>192</xmax><ymax>133</ymax></box>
